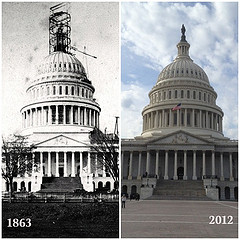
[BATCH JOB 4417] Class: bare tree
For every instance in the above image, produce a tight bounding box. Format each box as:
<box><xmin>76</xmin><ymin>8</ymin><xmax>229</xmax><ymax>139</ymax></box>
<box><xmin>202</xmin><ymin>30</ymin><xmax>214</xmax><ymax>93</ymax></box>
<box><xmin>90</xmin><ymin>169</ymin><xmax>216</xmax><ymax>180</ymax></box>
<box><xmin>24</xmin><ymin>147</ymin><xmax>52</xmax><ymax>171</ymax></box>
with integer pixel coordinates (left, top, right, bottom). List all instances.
<box><xmin>1</xmin><ymin>134</ymin><xmax>38</xmax><ymax>196</ymax></box>
<box><xmin>89</xmin><ymin>127</ymin><xmax>119</xmax><ymax>189</ymax></box>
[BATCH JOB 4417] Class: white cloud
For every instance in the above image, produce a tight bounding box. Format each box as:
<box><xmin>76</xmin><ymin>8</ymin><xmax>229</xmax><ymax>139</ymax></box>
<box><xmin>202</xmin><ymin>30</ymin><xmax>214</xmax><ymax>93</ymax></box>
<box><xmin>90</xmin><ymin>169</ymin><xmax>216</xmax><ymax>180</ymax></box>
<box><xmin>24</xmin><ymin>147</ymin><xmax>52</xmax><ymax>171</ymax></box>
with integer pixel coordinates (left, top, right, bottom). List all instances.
<box><xmin>122</xmin><ymin>2</ymin><xmax>238</xmax><ymax>139</ymax></box>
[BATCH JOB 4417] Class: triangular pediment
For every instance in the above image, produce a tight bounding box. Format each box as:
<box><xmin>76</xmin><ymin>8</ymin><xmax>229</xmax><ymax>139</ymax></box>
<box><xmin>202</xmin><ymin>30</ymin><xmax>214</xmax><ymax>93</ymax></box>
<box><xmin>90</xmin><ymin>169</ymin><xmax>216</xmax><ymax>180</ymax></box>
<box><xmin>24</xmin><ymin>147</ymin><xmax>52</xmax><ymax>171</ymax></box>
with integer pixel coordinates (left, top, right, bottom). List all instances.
<box><xmin>35</xmin><ymin>135</ymin><xmax>87</xmax><ymax>147</ymax></box>
<box><xmin>148</xmin><ymin>130</ymin><xmax>211</xmax><ymax>145</ymax></box>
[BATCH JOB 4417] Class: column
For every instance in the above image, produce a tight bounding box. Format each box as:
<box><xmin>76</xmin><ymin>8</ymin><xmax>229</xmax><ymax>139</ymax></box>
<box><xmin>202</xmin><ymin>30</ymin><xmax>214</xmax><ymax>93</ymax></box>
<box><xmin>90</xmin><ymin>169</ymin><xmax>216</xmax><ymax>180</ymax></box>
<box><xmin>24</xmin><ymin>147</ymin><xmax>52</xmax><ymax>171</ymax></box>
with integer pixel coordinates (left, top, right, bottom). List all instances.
<box><xmin>48</xmin><ymin>152</ymin><xmax>51</xmax><ymax>177</ymax></box>
<box><xmin>84</xmin><ymin>107</ymin><xmax>87</xmax><ymax>125</ymax></box>
<box><xmin>184</xmin><ymin>108</ymin><xmax>187</xmax><ymax>127</ymax></box>
<box><xmin>202</xmin><ymin>151</ymin><xmax>206</xmax><ymax>178</ymax></box>
<box><xmin>49</xmin><ymin>106</ymin><xmax>52</xmax><ymax>124</ymax></box>
<box><xmin>164</xmin><ymin>150</ymin><xmax>169</xmax><ymax>180</ymax></box>
<box><xmin>70</xmin><ymin>106</ymin><xmax>73</xmax><ymax>124</ymax></box>
<box><xmin>220</xmin><ymin>152</ymin><xmax>224</xmax><ymax>181</ymax></box>
<box><xmin>199</xmin><ymin>110</ymin><xmax>202</xmax><ymax>128</ymax></box>
<box><xmin>206</xmin><ymin>111</ymin><xmax>209</xmax><ymax>128</ymax></box>
<box><xmin>155</xmin><ymin>151</ymin><xmax>159</xmax><ymax>178</ymax></box>
<box><xmin>63</xmin><ymin>105</ymin><xmax>66</xmax><ymax>124</ymax></box>
<box><xmin>169</xmin><ymin>109</ymin><xmax>172</xmax><ymax>127</ymax></box>
<box><xmin>79</xmin><ymin>152</ymin><xmax>83</xmax><ymax>177</ymax></box>
<box><xmin>211</xmin><ymin>151</ymin><xmax>215</xmax><ymax>176</ymax></box>
<box><xmin>192</xmin><ymin>109</ymin><xmax>195</xmax><ymax>127</ymax></box>
<box><xmin>192</xmin><ymin>150</ymin><xmax>197</xmax><ymax>180</ymax></box>
<box><xmin>137</xmin><ymin>152</ymin><xmax>142</xmax><ymax>179</ymax></box>
<box><xmin>56</xmin><ymin>105</ymin><xmax>58</xmax><ymax>124</ymax></box>
<box><xmin>177</xmin><ymin>109</ymin><xmax>180</xmax><ymax>126</ymax></box>
<box><xmin>40</xmin><ymin>152</ymin><xmax>43</xmax><ymax>176</ymax></box>
<box><xmin>151</xmin><ymin>112</ymin><xmax>153</xmax><ymax>128</ymax></box>
<box><xmin>146</xmin><ymin>151</ymin><xmax>150</xmax><ymax>176</ymax></box>
<box><xmin>229</xmin><ymin>152</ymin><xmax>234</xmax><ymax>181</ymax></box>
<box><xmin>211</xmin><ymin>112</ymin><xmax>214</xmax><ymax>129</ymax></box>
<box><xmin>173</xmin><ymin>150</ymin><xmax>178</xmax><ymax>180</ymax></box>
<box><xmin>64</xmin><ymin>151</ymin><xmax>67</xmax><ymax>177</ymax></box>
<box><xmin>71</xmin><ymin>152</ymin><xmax>75</xmax><ymax>177</ymax></box>
<box><xmin>162</xmin><ymin>110</ymin><xmax>165</xmax><ymax>127</ymax></box>
<box><xmin>93</xmin><ymin>110</ymin><xmax>96</xmax><ymax>127</ymax></box>
<box><xmin>56</xmin><ymin>152</ymin><xmax>59</xmax><ymax>177</ymax></box>
<box><xmin>87</xmin><ymin>152</ymin><xmax>91</xmax><ymax>174</ymax></box>
<box><xmin>128</xmin><ymin>151</ymin><xmax>133</xmax><ymax>179</ymax></box>
<box><xmin>183</xmin><ymin>150</ymin><xmax>187</xmax><ymax>180</ymax></box>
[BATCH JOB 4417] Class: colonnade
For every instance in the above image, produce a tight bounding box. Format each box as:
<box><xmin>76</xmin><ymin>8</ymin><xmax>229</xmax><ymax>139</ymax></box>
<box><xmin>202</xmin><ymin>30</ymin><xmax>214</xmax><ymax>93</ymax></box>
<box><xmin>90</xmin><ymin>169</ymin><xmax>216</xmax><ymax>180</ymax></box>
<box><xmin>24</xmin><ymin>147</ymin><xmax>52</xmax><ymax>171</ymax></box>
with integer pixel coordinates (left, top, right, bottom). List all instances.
<box><xmin>22</xmin><ymin>105</ymin><xmax>100</xmax><ymax>128</ymax></box>
<box><xmin>143</xmin><ymin>108</ymin><xmax>223</xmax><ymax>132</ymax></box>
<box><xmin>34</xmin><ymin>151</ymin><xmax>106</xmax><ymax>178</ymax></box>
<box><xmin>122</xmin><ymin>150</ymin><xmax>236</xmax><ymax>181</ymax></box>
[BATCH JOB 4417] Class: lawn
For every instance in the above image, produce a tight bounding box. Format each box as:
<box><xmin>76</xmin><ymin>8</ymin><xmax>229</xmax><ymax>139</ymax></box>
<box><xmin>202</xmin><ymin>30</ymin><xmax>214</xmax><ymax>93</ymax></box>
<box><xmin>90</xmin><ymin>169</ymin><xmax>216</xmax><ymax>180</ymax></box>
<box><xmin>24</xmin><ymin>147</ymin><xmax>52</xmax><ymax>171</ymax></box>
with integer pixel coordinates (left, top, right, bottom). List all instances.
<box><xmin>2</xmin><ymin>202</ymin><xmax>119</xmax><ymax>238</ymax></box>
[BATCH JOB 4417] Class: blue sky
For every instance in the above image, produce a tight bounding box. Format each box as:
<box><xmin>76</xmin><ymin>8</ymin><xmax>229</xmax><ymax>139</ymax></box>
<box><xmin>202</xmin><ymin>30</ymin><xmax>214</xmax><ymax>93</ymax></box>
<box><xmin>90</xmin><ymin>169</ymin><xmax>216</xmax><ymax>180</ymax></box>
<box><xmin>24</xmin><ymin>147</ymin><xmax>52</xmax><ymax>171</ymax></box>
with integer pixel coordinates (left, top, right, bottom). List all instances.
<box><xmin>121</xmin><ymin>2</ymin><xmax>238</xmax><ymax>139</ymax></box>
<box><xmin>2</xmin><ymin>2</ymin><xmax>119</xmax><ymax>136</ymax></box>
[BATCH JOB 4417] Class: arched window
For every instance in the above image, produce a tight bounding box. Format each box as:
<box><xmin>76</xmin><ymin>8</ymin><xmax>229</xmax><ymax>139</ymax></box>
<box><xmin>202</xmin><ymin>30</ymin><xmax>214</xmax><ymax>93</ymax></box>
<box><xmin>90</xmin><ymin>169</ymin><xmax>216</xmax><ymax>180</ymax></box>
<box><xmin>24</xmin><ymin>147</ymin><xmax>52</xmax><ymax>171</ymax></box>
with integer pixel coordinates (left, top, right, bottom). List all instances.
<box><xmin>82</xmin><ymin>88</ymin><xmax>84</xmax><ymax>97</ymax></box>
<box><xmin>86</xmin><ymin>90</ymin><xmax>88</xmax><ymax>98</ymax></box>
<box><xmin>53</xmin><ymin>86</ymin><xmax>56</xmax><ymax>95</ymax></box>
<box><xmin>13</xmin><ymin>182</ymin><xmax>17</xmax><ymax>192</ymax></box>
<box><xmin>71</xmin><ymin>86</ymin><xmax>74</xmax><ymax>95</ymax></box>
<box><xmin>77</xmin><ymin>87</ymin><xmax>80</xmax><ymax>96</ymax></box>
<box><xmin>163</xmin><ymin>92</ymin><xmax>166</xmax><ymax>100</ymax></box>
<box><xmin>28</xmin><ymin>182</ymin><xmax>32</xmax><ymax>192</ymax></box>
<box><xmin>199</xmin><ymin>92</ymin><xmax>202</xmax><ymax>100</ymax></box>
<box><xmin>204</xmin><ymin>93</ymin><xmax>206</xmax><ymax>101</ymax></box>
<box><xmin>47</xmin><ymin>87</ymin><xmax>50</xmax><ymax>95</ymax></box>
<box><xmin>187</xmin><ymin>90</ymin><xmax>190</xmax><ymax>99</ymax></box>
<box><xmin>105</xmin><ymin>182</ymin><xmax>111</xmax><ymax>191</ymax></box>
<box><xmin>59</xmin><ymin>86</ymin><xmax>62</xmax><ymax>95</ymax></box>
<box><xmin>169</xmin><ymin>90</ymin><xmax>171</xmax><ymax>99</ymax></box>
<box><xmin>193</xmin><ymin>91</ymin><xmax>196</xmax><ymax>99</ymax></box>
<box><xmin>225</xmin><ymin>187</ymin><xmax>230</xmax><ymax>200</ymax></box>
<box><xmin>65</xmin><ymin>86</ymin><xmax>68</xmax><ymax>95</ymax></box>
<box><xmin>98</xmin><ymin>181</ymin><xmax>103</xmax><ymax>189</ymax></box>
<box><xmin>175</xmin><ymin>90</ymin><xmax>178</xmax><ymax>98</ymax></box>
<box><xmin>181</xmin><ymin>90</ymin><xmax>184</xmax><ymax>98</ymax></box>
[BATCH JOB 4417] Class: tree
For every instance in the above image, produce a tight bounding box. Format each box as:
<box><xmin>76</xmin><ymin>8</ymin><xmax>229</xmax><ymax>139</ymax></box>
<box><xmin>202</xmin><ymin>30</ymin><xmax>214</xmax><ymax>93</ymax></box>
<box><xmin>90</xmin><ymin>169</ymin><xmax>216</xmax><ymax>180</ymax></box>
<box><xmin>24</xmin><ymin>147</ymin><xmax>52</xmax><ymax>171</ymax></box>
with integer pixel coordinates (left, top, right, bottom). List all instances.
<box><xmin>89</xmin><ymin>127</ymin><xmax>119</xmax><ymax>189</ymax></box>
<box><xmin>1</xmin><ymin>134</ymin><xmax>38</xmax><ymax>195</ymax></box>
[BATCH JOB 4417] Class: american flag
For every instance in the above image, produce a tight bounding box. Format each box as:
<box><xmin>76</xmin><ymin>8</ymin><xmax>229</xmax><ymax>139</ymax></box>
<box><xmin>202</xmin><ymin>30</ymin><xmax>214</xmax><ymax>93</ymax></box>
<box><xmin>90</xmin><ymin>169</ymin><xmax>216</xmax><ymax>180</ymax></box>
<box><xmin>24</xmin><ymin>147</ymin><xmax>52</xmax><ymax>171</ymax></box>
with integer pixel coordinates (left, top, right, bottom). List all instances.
<box><xmin>172</xmin><ymin>103</ymin><xmax>182</xmax><ymax>111</ymax></box>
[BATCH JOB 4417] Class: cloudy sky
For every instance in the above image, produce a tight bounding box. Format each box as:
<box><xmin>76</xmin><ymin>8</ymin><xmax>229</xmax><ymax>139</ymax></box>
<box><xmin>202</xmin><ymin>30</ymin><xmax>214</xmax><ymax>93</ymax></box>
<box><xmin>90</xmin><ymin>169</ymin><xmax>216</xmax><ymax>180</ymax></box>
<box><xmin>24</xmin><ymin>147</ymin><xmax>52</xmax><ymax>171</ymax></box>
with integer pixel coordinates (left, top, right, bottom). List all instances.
<box><xmin>2</xmin><ymin>2</ymin><xmax>119</xmax><ymax>136</ymax></box>
<box><xmin>121</xmin><ymin>2</ymin><xmax>238</xmax><ymax>140</ymax></box>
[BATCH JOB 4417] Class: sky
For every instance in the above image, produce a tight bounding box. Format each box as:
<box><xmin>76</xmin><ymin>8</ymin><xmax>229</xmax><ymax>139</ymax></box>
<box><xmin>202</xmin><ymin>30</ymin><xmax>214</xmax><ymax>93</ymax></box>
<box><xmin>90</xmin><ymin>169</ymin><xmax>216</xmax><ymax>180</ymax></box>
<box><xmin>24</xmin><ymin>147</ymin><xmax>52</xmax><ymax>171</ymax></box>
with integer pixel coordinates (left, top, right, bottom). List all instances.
<box><xmin>2</xmin><ymin>2</ymin><xmax>120</xmax><ymax>136</ymax></box>
<box><xmin>121</xmin><ymin>2</ymin><xmax>238</xmax><ymax>140</ymax></box>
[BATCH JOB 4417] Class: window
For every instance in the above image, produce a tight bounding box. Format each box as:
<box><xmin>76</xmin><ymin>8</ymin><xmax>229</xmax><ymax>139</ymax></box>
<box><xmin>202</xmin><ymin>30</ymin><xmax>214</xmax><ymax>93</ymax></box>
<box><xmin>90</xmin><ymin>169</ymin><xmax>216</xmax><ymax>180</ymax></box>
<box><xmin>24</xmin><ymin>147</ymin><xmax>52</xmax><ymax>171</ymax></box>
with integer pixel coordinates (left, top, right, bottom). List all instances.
<box><xmin>193</xmin><ymin>91</ymin><xmax>196</xmax><ymax>99</ymax></box>
<box><xmin>59</xmin><ymin>86</ymin><xmax>62</xmax><ymax>95</ymax></box>
<box><xmin>77</xmin><ymin>87</ymin><xmax>80</xmax><ymax>96</ymax></box>
<box><xmin>204</xmin><ymin>93</ymin><xmax>206</xmax><ymax>101</ymax></box>
<box><xmin>175</xmin><ymin>90</ymin><xmax>178</xmax><ymax>98</ymax></box>
<box><xmin>71</xmin><ymin>86</ymin><xmax>74</xmax><ymax>95</ymax></box>
<box><xmin>174</xmin><ymin>113</ymin><xmax>177</xmax><ymax>125</ymax></box>
<box><xmin>163</xmin><ymin>92</ymin><xmax>166</xmax><ymax>100</ymax></box>
<box><xmin>199</xmin><ymin>92</ymin><xmax>202</xmax><ymax>100</ymax></box>
<box><xmin>47</xmin><ymin>87</ymin><xmax>49</xmax><ymax>95</ymax></box>
<box><xmin>169</xmin><ymin>91</ymin><xmax>171</xmax><ymax>99</ymax></box>
<box><xmin>208</xmin><ymin>94</ymin><xmax>210</xmax><ymax>103</ymax></box>
<box><xmin>187</xmin><ymin>90</ymin><xmax>190</xmax><ymax>99</ymax></box>
<box><xmin>53</xmin><ymin>86</ymin><xmax>56</xmax><ymax>95</ymax></box>
<box><xmin>82</xmin><ymin>88</ymin><xmax>84</xmax><ymax>97</ymax></box>
<box><xmin>181</xmin><ymin>90</ymin><xmax>184</xmax><ymax>98</ymax></box>
<box><xmin>65</xmin><ymin>86</ymin><xmax>68</xmax><ymax>95</ymax></box>
<box><xmin>86</xmin><ymin>90</ymin><xmax>88</xmax><ymax>98</ymax></box>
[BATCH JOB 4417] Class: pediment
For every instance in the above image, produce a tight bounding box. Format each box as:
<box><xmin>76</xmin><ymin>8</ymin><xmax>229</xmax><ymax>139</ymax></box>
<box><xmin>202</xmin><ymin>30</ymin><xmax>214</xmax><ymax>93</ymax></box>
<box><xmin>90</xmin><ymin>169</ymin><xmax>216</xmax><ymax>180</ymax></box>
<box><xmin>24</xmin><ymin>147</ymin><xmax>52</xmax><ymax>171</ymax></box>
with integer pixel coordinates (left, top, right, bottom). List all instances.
<box><xmin>35</xmin><ymin>135</ymin><xmax>87</xmax><ymax>147</ymax></box>
<box><xmin>148</xmin><ymin>130</ymin><xmax>210</xmax><ymax>145</ymax></box>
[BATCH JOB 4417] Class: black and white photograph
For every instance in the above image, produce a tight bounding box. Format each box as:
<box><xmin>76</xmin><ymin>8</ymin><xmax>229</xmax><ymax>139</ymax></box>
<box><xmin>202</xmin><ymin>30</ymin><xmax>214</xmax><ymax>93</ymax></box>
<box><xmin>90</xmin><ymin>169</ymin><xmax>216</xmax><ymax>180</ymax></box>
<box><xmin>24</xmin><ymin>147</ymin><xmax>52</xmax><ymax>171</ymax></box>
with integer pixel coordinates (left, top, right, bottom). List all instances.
<box><xmin>2</xmin><ymin>2</ymin><xmax>119</xmax><ymax>238</ymax></box>
<box><xmin>121</xmin><ymin>2</ymin><xmax>238</xmax><ymax>238</ymax></box>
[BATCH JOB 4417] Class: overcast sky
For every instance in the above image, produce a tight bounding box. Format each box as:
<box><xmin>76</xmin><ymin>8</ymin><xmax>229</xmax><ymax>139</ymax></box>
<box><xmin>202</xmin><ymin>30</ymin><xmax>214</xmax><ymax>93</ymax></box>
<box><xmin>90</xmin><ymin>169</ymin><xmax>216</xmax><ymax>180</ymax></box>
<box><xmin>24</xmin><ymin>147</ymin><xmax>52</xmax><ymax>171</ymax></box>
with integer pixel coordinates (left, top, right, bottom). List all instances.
<box><xmin>2</xmin><ymin>2</ymin><xmax>119</xmax><ymax>136</ymax></box>
<box><xmin>121</xmin><ymin>2</ymin><xmax>238</xmax><ymax>140</ymax></box>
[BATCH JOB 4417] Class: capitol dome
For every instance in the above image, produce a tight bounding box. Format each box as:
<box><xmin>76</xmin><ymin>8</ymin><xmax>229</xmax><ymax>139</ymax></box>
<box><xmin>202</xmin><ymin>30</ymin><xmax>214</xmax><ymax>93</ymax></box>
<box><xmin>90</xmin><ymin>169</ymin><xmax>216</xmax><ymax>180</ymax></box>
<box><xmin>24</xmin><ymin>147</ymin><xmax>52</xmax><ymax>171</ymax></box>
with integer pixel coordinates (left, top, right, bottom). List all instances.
<box><xmin>141</xmin><ymin>25</ymin><xmax>224</xmax><ymax>139</ymax></box>
<box><xmin>37</xmin><ymin>51</ymin><xmax>87</xmax><ymax>78</ymax></box>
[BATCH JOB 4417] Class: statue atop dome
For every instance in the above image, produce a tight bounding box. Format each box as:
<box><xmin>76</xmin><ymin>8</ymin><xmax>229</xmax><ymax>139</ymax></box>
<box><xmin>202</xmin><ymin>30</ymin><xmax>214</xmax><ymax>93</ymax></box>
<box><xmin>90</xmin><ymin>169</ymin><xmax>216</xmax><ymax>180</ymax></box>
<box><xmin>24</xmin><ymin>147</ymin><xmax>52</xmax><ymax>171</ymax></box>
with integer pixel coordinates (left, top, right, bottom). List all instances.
<box><xmin>181</xmin><ymin>24</ymin><xmax>187</xmax><ymax>42</ymax></box>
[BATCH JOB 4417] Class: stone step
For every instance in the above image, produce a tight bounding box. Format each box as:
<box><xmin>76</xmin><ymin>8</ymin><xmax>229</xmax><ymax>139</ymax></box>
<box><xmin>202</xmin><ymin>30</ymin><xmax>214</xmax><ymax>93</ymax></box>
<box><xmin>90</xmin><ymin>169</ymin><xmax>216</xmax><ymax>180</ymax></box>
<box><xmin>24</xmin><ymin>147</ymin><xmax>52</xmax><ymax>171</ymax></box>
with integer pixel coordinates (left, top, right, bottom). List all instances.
<box><xmin>147</xmin><ymin>195</ymin><xmax>211</xmax><ymax>201</ymax></box>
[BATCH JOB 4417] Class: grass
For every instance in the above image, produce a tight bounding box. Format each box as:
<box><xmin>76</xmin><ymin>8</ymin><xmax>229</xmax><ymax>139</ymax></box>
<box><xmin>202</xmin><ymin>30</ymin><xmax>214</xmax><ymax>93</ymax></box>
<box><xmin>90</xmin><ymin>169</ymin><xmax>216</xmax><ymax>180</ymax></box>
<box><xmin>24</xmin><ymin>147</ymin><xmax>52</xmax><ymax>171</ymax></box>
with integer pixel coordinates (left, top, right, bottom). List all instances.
<box><xmin>2</xmin><ymin>202</ymin><xmax>119</xmax><ymax>238</ymax></box>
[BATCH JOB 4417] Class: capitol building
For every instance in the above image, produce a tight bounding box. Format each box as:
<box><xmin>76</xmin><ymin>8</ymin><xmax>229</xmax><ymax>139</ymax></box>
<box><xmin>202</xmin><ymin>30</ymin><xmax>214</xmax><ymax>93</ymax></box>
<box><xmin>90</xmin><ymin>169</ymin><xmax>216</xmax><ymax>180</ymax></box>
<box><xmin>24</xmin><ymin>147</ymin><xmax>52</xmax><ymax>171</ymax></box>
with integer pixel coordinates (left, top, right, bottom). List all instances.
<box><xmin>121</xmin><ymin>25</ymin><xmax>238</xmax><ymax>201</ymax></box>
<box><xmin>3</xmin><ymin>5</ymin><xmax>116</xmax><ymax>193</ymax></box>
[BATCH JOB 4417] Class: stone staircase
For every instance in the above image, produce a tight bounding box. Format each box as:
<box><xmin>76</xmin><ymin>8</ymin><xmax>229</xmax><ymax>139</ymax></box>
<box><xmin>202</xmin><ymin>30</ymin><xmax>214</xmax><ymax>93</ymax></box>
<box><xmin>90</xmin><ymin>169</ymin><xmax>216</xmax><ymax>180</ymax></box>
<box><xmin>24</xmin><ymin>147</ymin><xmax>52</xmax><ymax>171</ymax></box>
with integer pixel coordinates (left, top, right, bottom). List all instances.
<box><xmin>38</xmin><ymin>177</ymin><xmax>83</xmax><ymax>193</ymax></box>
<box><xmin>147</xmin><ymin>179</ymin><xmax>211</xmax><ymax>200</ymax></box>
